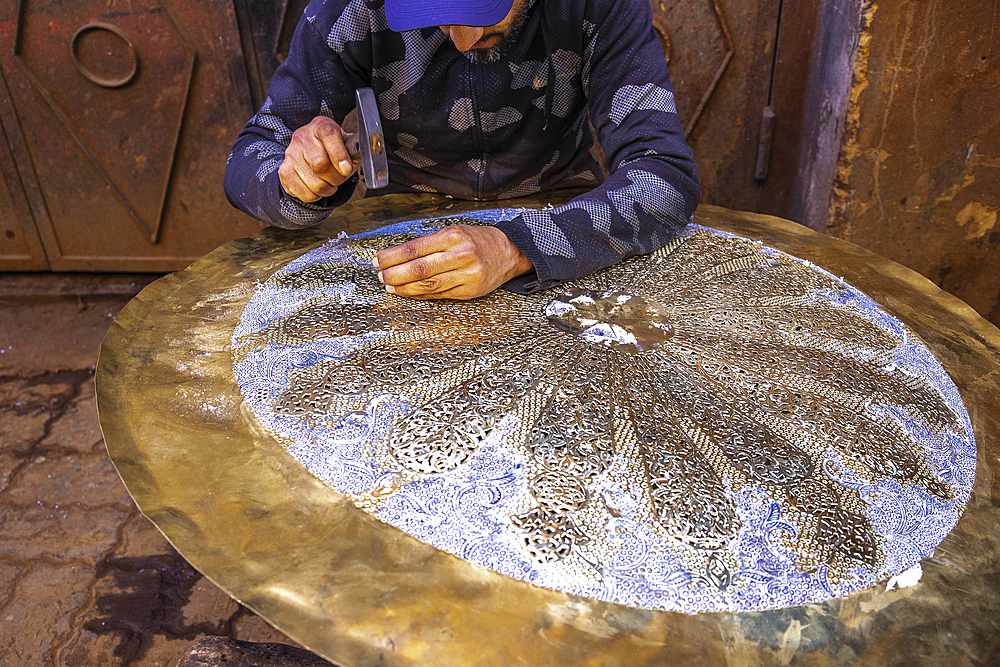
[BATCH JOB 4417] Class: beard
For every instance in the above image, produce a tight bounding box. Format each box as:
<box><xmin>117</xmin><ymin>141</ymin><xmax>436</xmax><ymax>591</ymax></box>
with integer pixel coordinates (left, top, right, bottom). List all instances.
<box><xmin>464</xmin><ymin>46</ymin><xmax>503</xmax><ymax>64</ymax></box>
<box><xmin>461</xmin><ymin>0</ymin><xmax>530</xmax><ymax>64</ymax></box>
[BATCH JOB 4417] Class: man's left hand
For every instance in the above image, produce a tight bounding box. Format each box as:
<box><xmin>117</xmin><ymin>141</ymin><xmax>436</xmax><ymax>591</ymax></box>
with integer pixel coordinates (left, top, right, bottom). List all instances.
<box><xmin>373</xmin><ymin>225</ymin><xmax>534</xmax><ymax>300</ymax></box>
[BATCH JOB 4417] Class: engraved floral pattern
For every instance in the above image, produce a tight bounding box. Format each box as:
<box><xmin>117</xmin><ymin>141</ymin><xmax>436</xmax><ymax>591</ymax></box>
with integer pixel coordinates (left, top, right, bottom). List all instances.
<box><xmin>231</xmin><ymin>209</ymin><xmax>975</xmax><ymax>612</ymax></box>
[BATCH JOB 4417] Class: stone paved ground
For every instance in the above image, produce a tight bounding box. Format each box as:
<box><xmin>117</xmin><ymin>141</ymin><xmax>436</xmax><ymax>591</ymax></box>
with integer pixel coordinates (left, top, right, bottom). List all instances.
<box><xmin>0</xmin><ymin>275</ymin><xmax>305</xmax><ymax>666</ymax></box>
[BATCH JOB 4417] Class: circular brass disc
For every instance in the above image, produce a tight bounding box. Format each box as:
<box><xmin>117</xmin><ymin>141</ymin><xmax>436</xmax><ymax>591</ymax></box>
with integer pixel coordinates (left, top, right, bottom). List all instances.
<box><xmin>98</xmin><ymin>193</ymin><xmax>1000</xmax><ymax>665</ymax></box>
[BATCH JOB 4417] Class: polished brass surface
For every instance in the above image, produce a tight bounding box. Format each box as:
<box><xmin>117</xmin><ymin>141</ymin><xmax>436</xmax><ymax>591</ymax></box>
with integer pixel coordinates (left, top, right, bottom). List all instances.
<box><xmin>98</xmin><ymin>193</ymin><xmax>1000</xmax><ymax>666</ymax></box>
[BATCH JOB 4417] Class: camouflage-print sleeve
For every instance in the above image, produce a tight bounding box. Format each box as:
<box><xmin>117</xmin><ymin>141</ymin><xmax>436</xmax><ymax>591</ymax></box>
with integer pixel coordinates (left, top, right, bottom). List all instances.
<box><xmin>494</xmin><ymin>0</ymin><xmax>700</xmax><ymax>293</ymax></box>
<box><xmin>223</xmin><ymin>0</ymin><xmax>376</xmax><ymax>228</ymax></box>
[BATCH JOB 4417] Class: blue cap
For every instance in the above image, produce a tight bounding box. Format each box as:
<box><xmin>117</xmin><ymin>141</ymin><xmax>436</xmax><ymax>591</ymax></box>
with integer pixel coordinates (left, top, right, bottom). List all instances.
<box><xmin>384</xmin><ymin>0</ymin><xmax>516</xmax><ymax>31</ymax></box>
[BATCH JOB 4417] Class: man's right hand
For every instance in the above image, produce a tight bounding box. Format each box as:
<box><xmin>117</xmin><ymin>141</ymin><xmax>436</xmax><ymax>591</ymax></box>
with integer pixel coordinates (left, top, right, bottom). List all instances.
<box><xmin>278</xmin><ymin>116</ymin><xmax>356</xmax><ymax>203</ymax></box>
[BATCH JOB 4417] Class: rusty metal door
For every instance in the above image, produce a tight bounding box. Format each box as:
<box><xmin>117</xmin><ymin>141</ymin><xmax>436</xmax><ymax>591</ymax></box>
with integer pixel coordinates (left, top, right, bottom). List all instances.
<box><xmin>0</xmin><ymin>0</ymin><xmax>819</xmax><ymax>271</ymax></box>
<box><xmin>0</xmin><ymin>0</ymin><xmax>264</xmax><ymax>271</ymax></box>
<box><xmin>648</xmin><ymin>0</ymin><xmax>820</xmax><ymax>217</ymax></box>
<box><xmin>0</xmin><ymin>93</ymin><xmax>48</xmax><ymax>270</ymax></box>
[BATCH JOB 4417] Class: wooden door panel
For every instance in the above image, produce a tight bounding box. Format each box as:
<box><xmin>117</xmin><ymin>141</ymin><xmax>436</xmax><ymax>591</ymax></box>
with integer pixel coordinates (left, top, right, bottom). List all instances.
<box><xmin>649</xmin><ymin>0</ymin><xmax>734</xmax><ymax>136</ymax></box>
<box><xmin>757</xmin><ymin>0</ymin><xmax>823</xmax><ymax>222</ymax></box>
<box><xmin>0</xmin><ymin>164</ymin><xmax>48</xmax><ymax>271</ymax></box>
<box><xmin>634</xmin><ymin>0</ymin><xmax>782</xmax><ymax>214</ymax></box>
<box><xmin>0</xmin><ymin>72</ymin><xmax>48</xmax><ymax>271</ymax></box>
<box><xmin>676</xmin><ymin>0</ymin><xmax>782</xmax><ymax>213</ymax></box>
<box><xmin>0</xmin><ymin>0</ymin><xmax>261</xmax><ymax>271</ymax></box>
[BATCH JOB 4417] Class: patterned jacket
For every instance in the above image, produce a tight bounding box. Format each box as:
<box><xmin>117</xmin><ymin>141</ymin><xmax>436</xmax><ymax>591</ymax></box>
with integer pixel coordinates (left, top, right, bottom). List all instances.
<box><xmin>224</xmin><ymin>0</ymin><xmax>700</xmax><ymax>293</ymax></box>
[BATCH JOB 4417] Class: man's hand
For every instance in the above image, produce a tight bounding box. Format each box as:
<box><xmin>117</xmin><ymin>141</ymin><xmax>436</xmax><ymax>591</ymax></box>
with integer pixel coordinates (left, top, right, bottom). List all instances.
<box><xmin>373</xmin><ymin>225</ymin><xmax>534</xmax><ymax>300</ymax></box>
<box><xmin>278</xmin><ymin>116</ymin><xmax>355</xmax><ymax>203</ymax></box>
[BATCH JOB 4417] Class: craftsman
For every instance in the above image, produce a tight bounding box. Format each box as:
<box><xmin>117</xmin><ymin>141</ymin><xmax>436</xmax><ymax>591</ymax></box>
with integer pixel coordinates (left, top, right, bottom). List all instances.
<box><xmin>224</xmin><ymin>0</ymin><xmax>700</xmax><ymax>299</ymax></box>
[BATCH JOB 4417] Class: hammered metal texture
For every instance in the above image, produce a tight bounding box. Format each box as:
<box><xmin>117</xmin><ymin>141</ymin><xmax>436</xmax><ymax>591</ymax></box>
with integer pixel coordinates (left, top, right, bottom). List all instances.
<box><xmin>231</xmin><ymin>211</ymin><xmax>974</xmax><ymax>613</ymax></box>
<box><xmin>97</xmin><ymin>193</ymin><xmax>1000</xmax><ymax>666</ymax></box>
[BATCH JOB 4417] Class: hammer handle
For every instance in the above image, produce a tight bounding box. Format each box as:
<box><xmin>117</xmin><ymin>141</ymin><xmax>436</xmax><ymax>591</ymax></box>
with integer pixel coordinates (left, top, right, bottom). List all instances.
<box><xmin>343</xmin><ymin>133</ymin><xmax>362</xmax><ymax>163</ymax></box>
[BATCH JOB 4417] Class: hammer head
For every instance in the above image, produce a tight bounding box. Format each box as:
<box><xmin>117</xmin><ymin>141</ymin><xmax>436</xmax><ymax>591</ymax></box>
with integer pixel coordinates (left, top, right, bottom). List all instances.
<box><xmin>353</xmin><ymin>87</ymin><xmax>388</xmax><ymax>189</ymax></box>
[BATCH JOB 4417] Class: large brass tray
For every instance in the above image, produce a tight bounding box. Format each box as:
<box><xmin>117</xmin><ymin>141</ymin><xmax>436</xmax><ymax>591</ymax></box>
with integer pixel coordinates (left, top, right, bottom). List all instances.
<box><xmin>97</xmin><ymin>193</ymin><xmax>1000</xmax><ymax>666</ymax></box>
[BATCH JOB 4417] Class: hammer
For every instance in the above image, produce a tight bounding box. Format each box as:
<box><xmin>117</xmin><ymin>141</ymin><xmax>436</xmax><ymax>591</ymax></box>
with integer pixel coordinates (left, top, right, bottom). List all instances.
<box><xmin>343</xmin><ymin>88</ymin><xmax>389</xmax><ymax>189</ymax></box>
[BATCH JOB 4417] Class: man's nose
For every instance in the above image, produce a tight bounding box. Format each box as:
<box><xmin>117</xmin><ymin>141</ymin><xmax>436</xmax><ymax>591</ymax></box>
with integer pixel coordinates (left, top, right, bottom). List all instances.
<box><xmin>441</xmin><ymin>25</ymin><xmax>485</xmax><ymax>51</ymax></box>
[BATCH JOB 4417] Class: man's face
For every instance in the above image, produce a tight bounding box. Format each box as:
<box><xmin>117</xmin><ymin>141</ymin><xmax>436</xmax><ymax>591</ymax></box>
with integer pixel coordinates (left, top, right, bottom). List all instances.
<box><xmin>439</xmin><ymin>0</ymin><xmax>530</xmax><ymax>63</ymax></box>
